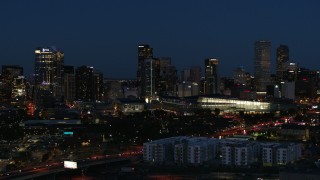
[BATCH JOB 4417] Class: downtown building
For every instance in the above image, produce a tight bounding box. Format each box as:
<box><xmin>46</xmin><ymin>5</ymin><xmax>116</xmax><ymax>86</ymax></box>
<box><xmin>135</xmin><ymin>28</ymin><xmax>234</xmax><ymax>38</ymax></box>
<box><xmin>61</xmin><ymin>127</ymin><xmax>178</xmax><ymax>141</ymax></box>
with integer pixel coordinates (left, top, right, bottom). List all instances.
<box><xmin>138</xmin><ymin>44</ymin><xmax>178</xmax><ymax>101</ymax></box>
<box><xmin>140</xmin><ymin>58</ymin><xmax>158</xmax><ymax>101</ymax></box>
<box><xmin>157</xmin><ymin>57</ymin><xmax>178</xmax><ymax>96</ymax></box>
<box><xmin>295</xmin><ymin>67</ymin><xmax>320</xmax><ymax>100</ymax></box>
<box><xmin>274</xmin><ymin>45</ymin><xmax>297</xmax><ymax>100</ymax></box>
<box><xmin>63</xmin><ymin>66</ymin><xmax>76</xmax><ymax>103</ymax></box>
<box><xmin>254</xmin><ymin>41</ymin><xmax>271</xmax><ymax>92</ymax></box>
<box><xmin>75</xmin><ymin>66</ymin><xmax>103</xmax><ymax>102</ymax></box>
<box><xmin>178</xmin><ymin>66</ymin><xmax>201</xmax><ymax>97</ymax></box>
<box><xmin>231</xmin><ymin>67</ymin><xmax>256</xmax><ymax>100</ymax></box>
<box><xmin>137</xmin><ymin>44</ymin><xmax>153</xmax><ymax>98</ymax></box>
<box><xmin>204</xmin><ymin>58</ymin><xmax>219</xmax><ymax>95</ymax></box>
<box><xmin>0</xmin><ymin>65</ymin><xmax>26</xmax><ymax>107</ymax></box>
<box><xmin>160</xmin><ymin>95</ymin><xmax>273</xmax><ymax>115</ymax></box>
<box><xmin>280</xmin><ymin>62</ymin><xmax>298</xmax><ymax>100</ymax></box>
<box><xmin>34</xmin><ymin>47</ymin><xmax>64</xmax><ymax>107</ymax></box>
<box><xmin>276</xmin><ymin>45</ymin><xmax>289</xmax><ymax>83</ymax></box>
<box><xmin>103</xmin><ymin>78</ymin><xmax>139</xmax><ymax>100</ymax></box>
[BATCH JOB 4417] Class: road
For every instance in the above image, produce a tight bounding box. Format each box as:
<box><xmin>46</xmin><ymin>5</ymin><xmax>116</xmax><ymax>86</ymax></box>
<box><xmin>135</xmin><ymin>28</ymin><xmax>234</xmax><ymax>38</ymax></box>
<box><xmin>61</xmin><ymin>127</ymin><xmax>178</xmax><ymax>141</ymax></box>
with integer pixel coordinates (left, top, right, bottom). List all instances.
<box><xmin>0</xmin><ymin>151</ymin><xmax>142</xmax><ymax>180</ymax></box>
<box><xmin>212</xmin><ymin>121</ymin><xmax>279</xmax><ymax>138</ymax></box>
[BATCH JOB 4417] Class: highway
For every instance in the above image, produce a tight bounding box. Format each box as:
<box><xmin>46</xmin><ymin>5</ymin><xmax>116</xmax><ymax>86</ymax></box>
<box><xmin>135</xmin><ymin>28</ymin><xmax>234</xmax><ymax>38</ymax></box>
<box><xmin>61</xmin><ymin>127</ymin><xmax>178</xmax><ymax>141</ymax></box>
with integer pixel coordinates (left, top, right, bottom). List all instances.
<box><xmin>212</xmin><ymin>121</ymin><xmax>279</xmax><ymax>138</ymax></box>
<box><xmin>0</xmin><ymin>151</ymin><xmax>142</xmax><ymax>180</ymax></box>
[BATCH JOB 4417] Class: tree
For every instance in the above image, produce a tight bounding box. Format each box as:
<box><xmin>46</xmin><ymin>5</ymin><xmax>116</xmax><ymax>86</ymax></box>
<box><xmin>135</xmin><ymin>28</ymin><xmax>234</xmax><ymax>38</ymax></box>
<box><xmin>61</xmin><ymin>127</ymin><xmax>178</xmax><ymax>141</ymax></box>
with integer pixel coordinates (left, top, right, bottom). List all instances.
<box><xmin>194</xmin><ymin>108</ymin><xmax>211</xmax><ymax>117</ymax></box>
<box><xmin>239</xmin><ymin>111</ymin><xmax>245</xmax><ymax>118</ymax></box>
<box><xmin>42</xmin><ymin>152</ymin><xmax>52</xmax><ymax>162</ymax></box>
<box><xmin>288</xmin><ymin>108</ymin><xmax>297</xmax><ymax>117</ymax></box>
<box><xmin>214</xmin><ymin>108</ymin><xmax>221</xmax><ymax>117</ymax></box>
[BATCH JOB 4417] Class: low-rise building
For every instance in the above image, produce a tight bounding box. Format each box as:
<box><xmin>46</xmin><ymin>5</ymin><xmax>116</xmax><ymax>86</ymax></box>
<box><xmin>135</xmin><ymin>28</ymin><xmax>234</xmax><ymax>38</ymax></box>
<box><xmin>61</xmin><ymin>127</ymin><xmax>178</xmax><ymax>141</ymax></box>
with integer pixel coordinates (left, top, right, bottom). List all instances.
<box><xmin>220</xmin><ymin>140</ymin><xmax>259</xmax><ymax>167</ymax></box>
<box><xmin>118</xmin><ymin>98</ymin><xmax>145</xmax><ymax>114</ymax></box>
<box><xmin>281</xmin><ymin>124</ymin><xmax>309</xmax><ymax>141</ymax></box>
<box><xmin>261</xmin><ymin>142</ymin><xmax>302</xmax><ymax>166</ymax></box>
<box><xmin>186</xmin><ymin>138</ymin><xmax>216</xmax><ymax>164</ymax></box>
<box><xmin>262</xmin><ymin>143</ymin><xmax>278</xmax><ymax>166</ymax></box>
<box><xmin>276</xmin><ymin>143</ymin><xmax>301</xmax><ymax>165</ymax></box>
<box><xmin>143</xmin><ymin>137</ymin><xmax>302</xmax><ymax>167</ymax></box>
<box><xmin>144</xmin><ymin>137</ymin><xmax>217</xmax><ymax>165</ymax></box>
<box><xmin>143</xmin><ymin>136</ymin><xmax>188</xmax><ymax>163</ymax></box>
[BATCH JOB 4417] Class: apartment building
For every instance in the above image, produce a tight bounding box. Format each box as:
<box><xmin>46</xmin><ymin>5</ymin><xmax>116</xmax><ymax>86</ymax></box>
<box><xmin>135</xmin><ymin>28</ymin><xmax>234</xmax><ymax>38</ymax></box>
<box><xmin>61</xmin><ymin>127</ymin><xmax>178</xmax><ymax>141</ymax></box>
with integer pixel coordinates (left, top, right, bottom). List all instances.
<box><xmin>261</xmin><ymin>142</ymin><xmax>302</xmax><ymax>166</ymax></box>
<box><xmin>143</xmin><ymin>136</ymin><xmax>188</xmax><ymax>163</ymax></box>
<box><xmin>143</xmin><ymin>137</ymin><xmax>301</xmax><ymax>167</ymax></box>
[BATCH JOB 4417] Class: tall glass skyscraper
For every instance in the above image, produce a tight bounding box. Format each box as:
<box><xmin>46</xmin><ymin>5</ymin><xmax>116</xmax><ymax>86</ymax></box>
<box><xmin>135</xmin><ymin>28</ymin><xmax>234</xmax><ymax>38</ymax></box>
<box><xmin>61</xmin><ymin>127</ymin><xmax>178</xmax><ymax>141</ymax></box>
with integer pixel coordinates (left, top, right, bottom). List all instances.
<box><xmin>64</xmin><ymin>65</ymin><xmax>75</xmax><ymax>103</ymax></box>
<box><xmin>254</xmin><ymin>41</ymin><xmax>271</xmax><ymax>92</ymax></box>
<box><xmin>34</xmin><ymin>46</ymin><xmax>64</xmax><ymax>99</ymax></box>
<box><xmin>276</xmin><ymin>45</ymin><xmax>289</xmax><ymax>82</ymax></box>
<box><xmin>137</xmin><ymin>44</ymin><xmax>153</xmax><ymax>82</ymax></box>
<box><xmin>75</xmin><ymin>66</ymin><xmax>94</xmax><ymax>102</ymax></box>
<box><xmin>204</xmin><ymin>58</ymin><xmax>219</xmax><ymax>94</ymax></box>
<box><xmin>137</xmin><ymin>44</ymin><xmax>154</xmax><ymax>98</ymax></box>
<box><xmin>74</xmin><ymin>66</ymin><xmax>103</xmax><ymax>102</ymax></box>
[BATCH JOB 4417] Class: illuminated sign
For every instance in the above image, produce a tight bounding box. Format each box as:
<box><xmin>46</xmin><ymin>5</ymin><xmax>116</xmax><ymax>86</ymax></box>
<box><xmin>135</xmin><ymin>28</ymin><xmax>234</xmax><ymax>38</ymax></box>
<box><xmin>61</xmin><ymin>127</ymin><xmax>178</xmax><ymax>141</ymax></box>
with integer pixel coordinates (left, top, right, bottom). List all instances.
<box><xmin>42</xmin><ymin>48</ymin><xmax>50</xmax><ymax>52</ymax></box>
<box><xmin>64</xmin><ymin>132</ymin><xmax>74</xmax><ymax>135</ymax></box>
<box><xmin>64</xmin><ymin>161</ymin><xmax>77</xmax><ymax>169</ymax></box>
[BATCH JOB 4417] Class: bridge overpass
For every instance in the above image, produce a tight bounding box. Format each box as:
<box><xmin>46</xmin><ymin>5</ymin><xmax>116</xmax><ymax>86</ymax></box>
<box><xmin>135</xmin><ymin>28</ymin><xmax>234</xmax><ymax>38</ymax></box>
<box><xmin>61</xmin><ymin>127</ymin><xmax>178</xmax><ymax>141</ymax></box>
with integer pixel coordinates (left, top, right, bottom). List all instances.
<box><xmin>1</xmin><ymin>153</ymin><xmax>141</xmax><ymax>180</ymax></box>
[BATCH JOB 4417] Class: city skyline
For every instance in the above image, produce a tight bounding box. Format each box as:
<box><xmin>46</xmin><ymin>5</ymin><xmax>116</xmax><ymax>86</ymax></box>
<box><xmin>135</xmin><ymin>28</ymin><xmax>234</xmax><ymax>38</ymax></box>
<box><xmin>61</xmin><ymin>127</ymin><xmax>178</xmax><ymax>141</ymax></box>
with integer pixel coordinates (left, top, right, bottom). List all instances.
<box><xmin>0</xmin><ymin>1</ymin><xmax>320</xmax><ymax>78</ymax></box>
<box><xmin>1</xmin><ymin>1</ymin><xmax>320</xmax><ymax>178</ymax></box>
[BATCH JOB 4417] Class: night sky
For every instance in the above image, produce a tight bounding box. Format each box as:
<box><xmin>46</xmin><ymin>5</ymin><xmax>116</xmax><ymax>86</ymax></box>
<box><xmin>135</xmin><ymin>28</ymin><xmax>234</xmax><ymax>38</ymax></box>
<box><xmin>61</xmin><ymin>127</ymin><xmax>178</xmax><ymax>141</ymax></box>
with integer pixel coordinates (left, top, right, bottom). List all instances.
<box><xmin>0</xmin><ymin>0</ymin><xmax>319</xmax><ymax>78</ymax></box>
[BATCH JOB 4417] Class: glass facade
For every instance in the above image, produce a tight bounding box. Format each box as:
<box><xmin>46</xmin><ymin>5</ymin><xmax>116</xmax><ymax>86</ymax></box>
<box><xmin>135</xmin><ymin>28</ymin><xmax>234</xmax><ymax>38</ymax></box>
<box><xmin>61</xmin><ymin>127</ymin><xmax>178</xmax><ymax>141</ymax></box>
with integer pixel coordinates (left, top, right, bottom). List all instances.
<box><xmin>276</xmin><ymin>45</ymin><xmax>289</xmax><ymax>82</ymax></box>
<box><xmin>254</xmin><ymin>41</ymin><xmax>271</xmax><ymax>92</ymax></box>
<box><xmin>34</xmin><ymin>46</ymin><xmax>64</xmax><ymax>99</ymax></box>
<box><xmin>198</xmin><ymin>96</ymin><xmax>271</xmax><ymax>113</ymax></box>
<box><xmin>204</xmin><ymin>58</ymin><xmax>219</xmax><ymax>94</ymax></box>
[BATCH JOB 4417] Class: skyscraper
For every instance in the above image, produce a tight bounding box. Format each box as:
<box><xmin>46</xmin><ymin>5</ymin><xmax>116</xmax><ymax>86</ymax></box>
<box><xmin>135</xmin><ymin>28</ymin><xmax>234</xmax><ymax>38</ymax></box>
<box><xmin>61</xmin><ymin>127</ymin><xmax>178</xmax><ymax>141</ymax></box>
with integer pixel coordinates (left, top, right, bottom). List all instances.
<box><xmin>2</xmin><ymin>65</ymin><xmax>23</xmax><ymax>77</ymax></box>
<box><xmin>254</xmin><ymin>41</ymin><xmax>271</xmax><ymax>92</ymax></box>
<box><xmin>0</xmin><ymin>65</ymin><xmax>25</xmax><ymax>106</ymax></box>
<box><xmin>276</xmin><ymin>45</ymin><xmax>289</xmax><ymax>82</ymax></box>
<box><xmin>137</xmin><ymin>44</ymin><xmax>153</xmax><ymax>82</ymax></box>
<box><xmin>75</xmin><ymin>66</ymin><xmax>94</xmax><ymax>102</ymax></box>
<box><xmin>204</xmin><ymin>58</ymin><xmax>219</xmax><ymax>94</ymax></box>
<box><xmin>190</xmin><ymin>66</ymin><xmax>201</xmax><ymax>84</ymax></box>
<box><xmin>141</xmin><ymin>58</ymin><xmax>157</xmax><ymax>98</ymax></box>
<box><xmin>137</xmin><ymin>44</ymin><xmax>153</xmax><ymax>98</ymax></box>
<box><xmin>74</xmin><ymin>66</ymin><xmax>104</xmax><ymax>102</ymax></box>
<box><xmin>233</xmin><ymin>67</ymin><xmax>247</xmax><ymax>85</ymax></box>
<box><xmin>93</xmin><ymin>70</ymin><xmax>104</xmax><ymax>101</ymax></box>
<box><xmin>181</xmin><ymin>69</ymin><xmax>191</xmax><ymax>82</ymax></box>
<box><xmin>34</xmin><ymin>46</ymin><xmax>64</xmax><ymax>99</ymax></box>
<box><xmin>158</xmin><ymin>57</ymin><xmax>177</xmax><ymax>96</ymax></box>
<box><xmin>64</xmin><ymin>66</ymin><xmax>75</xmax><ymax>103</ymax></box>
